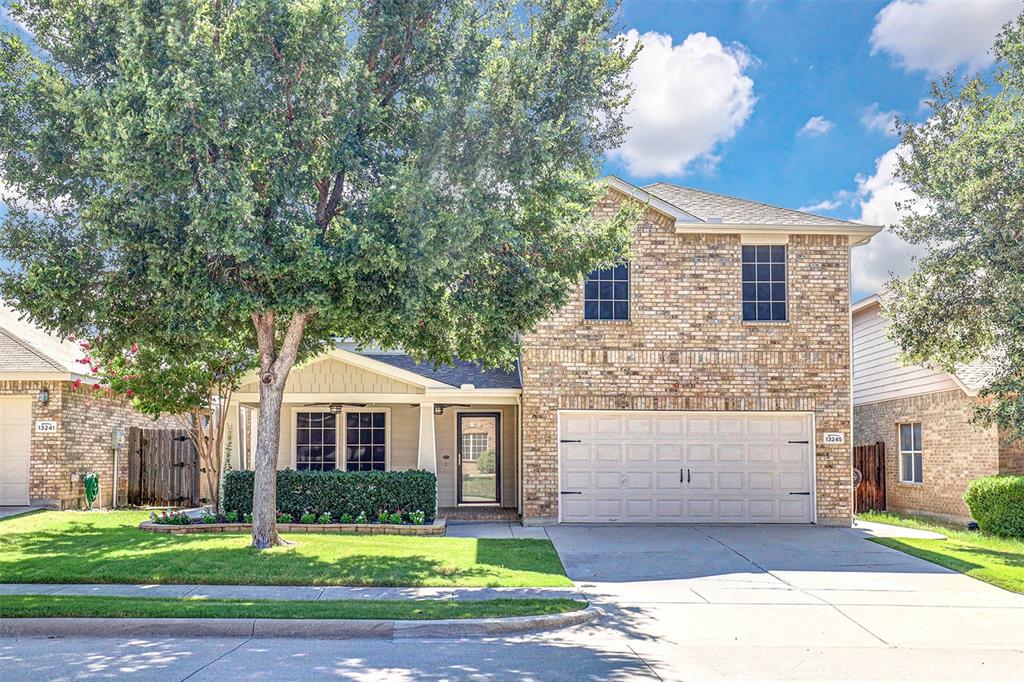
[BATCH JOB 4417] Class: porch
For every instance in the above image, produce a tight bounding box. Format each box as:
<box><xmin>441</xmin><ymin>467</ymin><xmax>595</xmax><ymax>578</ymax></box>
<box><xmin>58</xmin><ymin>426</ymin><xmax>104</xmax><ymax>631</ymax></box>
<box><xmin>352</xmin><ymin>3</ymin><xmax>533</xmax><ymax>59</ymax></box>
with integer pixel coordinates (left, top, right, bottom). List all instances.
<box><xmin>225</xmin><ymin>346</ymin><xmax>522</xmax><ymax>513</ymax></box>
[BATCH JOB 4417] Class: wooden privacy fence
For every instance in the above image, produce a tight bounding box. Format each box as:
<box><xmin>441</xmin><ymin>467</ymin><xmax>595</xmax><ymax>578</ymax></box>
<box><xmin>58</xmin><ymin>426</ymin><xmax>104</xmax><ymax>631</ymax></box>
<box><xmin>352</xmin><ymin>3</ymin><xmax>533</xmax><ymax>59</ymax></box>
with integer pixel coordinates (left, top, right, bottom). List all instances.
<box><xmin>854</xmin><ymin>441</ymin><xmax>886</xmax><ymax>514</ymax></box>
<box><xmin>127</xmin><ymin>427</ymin><xmax>200</xmax><ymax>507</ymax></box>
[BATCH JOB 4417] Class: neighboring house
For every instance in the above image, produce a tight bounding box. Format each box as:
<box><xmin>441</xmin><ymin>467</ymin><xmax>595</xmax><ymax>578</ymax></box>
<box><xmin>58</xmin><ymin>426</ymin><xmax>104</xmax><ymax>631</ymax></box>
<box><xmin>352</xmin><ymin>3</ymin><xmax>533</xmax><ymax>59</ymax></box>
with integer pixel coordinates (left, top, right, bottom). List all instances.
<box><xmin>851</xmin><ymin>294</ymin><xmax>1024</xmax><ymax>523</ymax></box>
<box><xmin>0</xmin><ymin>306</ymin><xmax>175</xmax><ymax>509</ymax></box>
<box><xmin>225</xmin><ymin>176</ymin><xmax>879</xmax><ymax>526</ymax></box>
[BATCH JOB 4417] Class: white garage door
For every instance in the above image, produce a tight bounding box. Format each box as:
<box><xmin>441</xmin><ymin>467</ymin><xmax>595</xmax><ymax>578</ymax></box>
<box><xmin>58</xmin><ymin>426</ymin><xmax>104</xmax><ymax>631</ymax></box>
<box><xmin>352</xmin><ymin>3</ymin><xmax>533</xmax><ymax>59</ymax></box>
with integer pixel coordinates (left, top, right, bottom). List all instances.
<box><xmin>559</xmin><ymin>411</ymin><xmax>814</xmax><ymax>523</ymax></box>
<box><xmin>0</xmin><ymin>398</ymin><xmax>32</xmax><ymax>506</ymax></box>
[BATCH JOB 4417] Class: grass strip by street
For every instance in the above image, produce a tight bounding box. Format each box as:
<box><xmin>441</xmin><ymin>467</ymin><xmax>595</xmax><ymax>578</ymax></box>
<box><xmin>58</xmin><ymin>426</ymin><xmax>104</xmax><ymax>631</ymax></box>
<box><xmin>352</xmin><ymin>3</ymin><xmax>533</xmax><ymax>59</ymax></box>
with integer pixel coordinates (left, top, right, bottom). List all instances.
<box><xmin>0</xmin><ymin>511</ymin><xmax>571</xmax><ymax>587</ymax></box>
<box><xmin>860</xmin><ymin>511</ymin><xmax>1024</xmax><ymax>593</ymax></box>
<box><xmin>0</xmin><ymin>594</ymin><xmax>587</xmax><ymax>620</ymax></box>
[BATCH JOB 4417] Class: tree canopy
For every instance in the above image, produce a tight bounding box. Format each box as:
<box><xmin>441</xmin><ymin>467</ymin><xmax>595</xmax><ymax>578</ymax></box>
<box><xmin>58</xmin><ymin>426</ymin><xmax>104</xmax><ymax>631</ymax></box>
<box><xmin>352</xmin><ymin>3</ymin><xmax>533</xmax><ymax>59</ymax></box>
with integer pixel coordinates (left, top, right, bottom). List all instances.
<box><xmin>0</xmin><ymin>0</ymin><xmax>639</xmax><ymax>546</ymax></box>
<box><xmin>886</xmin><ymin>13</ymin><xmax>1024</xmax><ymax>438</ymax></box>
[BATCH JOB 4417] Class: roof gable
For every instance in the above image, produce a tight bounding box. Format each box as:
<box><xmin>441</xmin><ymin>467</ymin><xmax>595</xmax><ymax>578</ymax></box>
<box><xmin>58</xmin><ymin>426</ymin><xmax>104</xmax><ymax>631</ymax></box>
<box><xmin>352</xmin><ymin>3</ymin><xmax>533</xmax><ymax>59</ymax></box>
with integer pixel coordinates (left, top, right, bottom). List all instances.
<box><xmin>0</xmin><ymin>306</ymin><xmax>85</xmax><ymax>376</ymax></box>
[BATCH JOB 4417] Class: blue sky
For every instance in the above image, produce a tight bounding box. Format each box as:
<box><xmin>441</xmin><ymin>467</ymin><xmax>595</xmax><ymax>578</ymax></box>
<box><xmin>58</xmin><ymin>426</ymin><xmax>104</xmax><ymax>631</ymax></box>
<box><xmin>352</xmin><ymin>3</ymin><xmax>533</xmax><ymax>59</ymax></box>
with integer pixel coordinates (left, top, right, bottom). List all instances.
<box><xmin>2</xmin><ymin>0</ymin><xmax>1021</xmax><ymax>301</ymax></box>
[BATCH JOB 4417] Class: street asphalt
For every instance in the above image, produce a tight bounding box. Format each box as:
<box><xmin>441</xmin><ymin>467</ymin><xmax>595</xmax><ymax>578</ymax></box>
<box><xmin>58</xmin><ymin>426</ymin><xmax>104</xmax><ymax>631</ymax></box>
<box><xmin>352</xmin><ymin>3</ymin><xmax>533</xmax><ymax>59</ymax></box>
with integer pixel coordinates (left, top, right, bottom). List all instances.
<box><xmin>2</xmin><ymin>521</ymin><xmax>1023</xmax><ymax>680</ymax></box>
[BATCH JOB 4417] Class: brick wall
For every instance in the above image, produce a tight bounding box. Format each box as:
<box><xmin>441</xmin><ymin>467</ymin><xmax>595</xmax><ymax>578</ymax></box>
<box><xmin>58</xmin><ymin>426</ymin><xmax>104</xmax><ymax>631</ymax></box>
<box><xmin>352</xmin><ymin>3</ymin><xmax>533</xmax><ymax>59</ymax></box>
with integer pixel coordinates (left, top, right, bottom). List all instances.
<box><xmin>852</xmin><ymin>389</ymin><xmax>999</xmax><ymax>521</ymax></box>
<box><xmin>1</xmin><ymin>379</ymin><xmax>177</xmax><ymax>509</ymax></box>
<box><xmin>997</xmin><ymin>434</ymin><xmax>1024</xmax><ymax>475</ymax></box>
<box><xmin>520</xmin><ymin>189</ymin><xmax>854</xmax><ymax>525</ymax></box>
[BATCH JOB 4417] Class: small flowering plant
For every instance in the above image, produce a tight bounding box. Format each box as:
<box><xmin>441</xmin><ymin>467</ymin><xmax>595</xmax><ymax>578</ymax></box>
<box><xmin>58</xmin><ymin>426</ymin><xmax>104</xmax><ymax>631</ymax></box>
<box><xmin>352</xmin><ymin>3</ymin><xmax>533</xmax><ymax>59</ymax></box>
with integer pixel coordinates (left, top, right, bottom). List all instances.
<box><xmin>409</xmin><ymin>510</ymin><xmax>427</xmax><ymax>525</ymax></box>
<box><xmin>276</xmin><ymin>511</ymin><xmax>293</xmax><ymax>523</ymax></box>
<box><xmin>150</xmin><ymin>509</ymin><xmax>192</xmax><ymax>525</ymax></box>
<box><xmin>317</xmin><ymin>512</ymin><xmax>333</xmax><ymax>524</ymax></box>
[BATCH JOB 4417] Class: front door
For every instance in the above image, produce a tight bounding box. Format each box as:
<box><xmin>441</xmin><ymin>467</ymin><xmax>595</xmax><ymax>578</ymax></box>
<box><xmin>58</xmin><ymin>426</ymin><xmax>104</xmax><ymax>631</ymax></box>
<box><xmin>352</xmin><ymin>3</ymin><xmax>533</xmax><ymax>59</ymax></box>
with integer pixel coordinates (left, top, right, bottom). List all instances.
<box><xmin>457</xmin><ymin>412</ymin><xmax>500</xmax><ymax>505</ymax></box>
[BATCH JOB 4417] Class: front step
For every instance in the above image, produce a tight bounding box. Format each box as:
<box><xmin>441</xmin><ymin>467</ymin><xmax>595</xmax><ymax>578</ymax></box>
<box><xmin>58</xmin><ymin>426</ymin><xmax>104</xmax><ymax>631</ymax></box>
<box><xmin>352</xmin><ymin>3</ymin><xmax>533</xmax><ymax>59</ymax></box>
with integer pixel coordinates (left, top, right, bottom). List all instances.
<box><xmin>437</xmin><ymin>507</ymin><xmax>520</xmax><ymax>522</ymax></box>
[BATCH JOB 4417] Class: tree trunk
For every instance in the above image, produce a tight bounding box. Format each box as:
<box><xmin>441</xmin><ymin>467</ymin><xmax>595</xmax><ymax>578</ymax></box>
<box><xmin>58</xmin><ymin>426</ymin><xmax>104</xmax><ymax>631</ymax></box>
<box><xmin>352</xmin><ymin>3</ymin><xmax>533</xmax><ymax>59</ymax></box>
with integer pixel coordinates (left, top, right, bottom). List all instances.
<box><xmin>250</xmin><ymin>311</ymin><xmax>310</xmax><ymax>549</ymax></box>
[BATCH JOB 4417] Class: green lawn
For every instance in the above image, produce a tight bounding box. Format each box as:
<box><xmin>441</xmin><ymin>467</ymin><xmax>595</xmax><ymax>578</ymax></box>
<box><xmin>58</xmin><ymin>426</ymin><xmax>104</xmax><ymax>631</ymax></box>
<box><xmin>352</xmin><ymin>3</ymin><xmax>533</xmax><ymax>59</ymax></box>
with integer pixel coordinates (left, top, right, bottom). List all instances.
<box><xmin>0</xmin><ymin>511</ymin><xmax>572</xmax><ymax>587</ymax></box>
<box><xmin>860</xmin><ymin>510</ymin><xmax>1024</xmax><ymax>593</ymax></box>
<box><xmin>0</xmin><ymin>594</ymin><xmax>585</xmax><ymax>620</ymax></box>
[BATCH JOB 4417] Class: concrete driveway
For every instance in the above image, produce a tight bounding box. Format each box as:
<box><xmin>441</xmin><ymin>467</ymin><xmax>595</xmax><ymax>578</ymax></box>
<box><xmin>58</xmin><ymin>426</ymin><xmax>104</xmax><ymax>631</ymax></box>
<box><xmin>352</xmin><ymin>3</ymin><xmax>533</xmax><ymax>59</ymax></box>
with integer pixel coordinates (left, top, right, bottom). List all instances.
<box><xmin>542</xmin><ymin>523</ymin><xmax>1024</xmax><ymax>679</ymax></box>
<box><xmin>2</xmin><ymin>523</ymin><xmax>1023</xmax><ymax>681</ymax></box>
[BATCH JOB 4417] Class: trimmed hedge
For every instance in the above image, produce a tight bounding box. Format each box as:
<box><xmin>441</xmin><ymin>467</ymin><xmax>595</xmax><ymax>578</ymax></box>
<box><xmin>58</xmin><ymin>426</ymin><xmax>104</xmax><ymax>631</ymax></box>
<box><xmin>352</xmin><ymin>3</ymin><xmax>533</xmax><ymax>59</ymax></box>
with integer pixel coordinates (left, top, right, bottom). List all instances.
<box><xmin>964</xmin><ymin>475</ymin><xmax>1024</xmax><ymax>538</ymax></box>
<box><xmin>223</xmin><ymin>469</ymin><xmax>436</xmax><ymax>522</ymax></box>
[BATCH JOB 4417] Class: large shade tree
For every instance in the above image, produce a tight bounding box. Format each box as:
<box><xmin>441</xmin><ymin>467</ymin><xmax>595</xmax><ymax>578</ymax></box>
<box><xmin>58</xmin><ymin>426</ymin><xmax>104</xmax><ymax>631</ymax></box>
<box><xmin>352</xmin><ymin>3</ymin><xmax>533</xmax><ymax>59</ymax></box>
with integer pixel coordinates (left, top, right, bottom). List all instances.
<box><xmin>0</xmin><ymin>0</ymin><xmax>638</xmax><ymax>547</ymax></box>
<box><xmin>885</xmin><ymin>14</ymin><xmax>1024</xmax><ymax>439</ymax></box>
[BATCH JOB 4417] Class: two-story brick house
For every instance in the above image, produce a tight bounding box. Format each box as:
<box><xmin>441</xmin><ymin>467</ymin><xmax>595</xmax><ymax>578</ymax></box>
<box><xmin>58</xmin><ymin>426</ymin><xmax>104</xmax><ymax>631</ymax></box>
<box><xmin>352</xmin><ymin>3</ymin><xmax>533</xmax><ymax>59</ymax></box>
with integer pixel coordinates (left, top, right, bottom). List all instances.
<box><xmin>223</xmin><ymin>177</ymin><xmax>879</xmax><ymax>526</ymax></box>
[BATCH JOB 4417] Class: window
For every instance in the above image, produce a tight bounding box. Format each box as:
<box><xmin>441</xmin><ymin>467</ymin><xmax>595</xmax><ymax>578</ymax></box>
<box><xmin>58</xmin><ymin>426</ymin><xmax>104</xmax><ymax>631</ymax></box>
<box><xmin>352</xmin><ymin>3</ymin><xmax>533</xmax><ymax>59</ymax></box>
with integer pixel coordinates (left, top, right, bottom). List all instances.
<box><xmin>345</xmin><ymin>411</ymin><xmax>387</xmax><ymax>471</ymax></box>
<box><xmin>899</xmin><ymin>422</ymin><xmax>923</xmax><ymax>483</ymax></box>
<box><xmin>461</xmin><ymin>432</ymin><xmax>489</xmax><ymax>461</ymax></box>
<box><xmin>584</xmin><ymin>264</ymin><xmax>629</xmax><ymax>320</ymax></box>
<box><xmin>742</xmin><ymin>245</ymin><xmax>787</xmax><ymax>322</ymax></box>
<box><xmin>296</xmin><ymin>412</ymin><xmax>337</xmax><ymax>471</ymax></box>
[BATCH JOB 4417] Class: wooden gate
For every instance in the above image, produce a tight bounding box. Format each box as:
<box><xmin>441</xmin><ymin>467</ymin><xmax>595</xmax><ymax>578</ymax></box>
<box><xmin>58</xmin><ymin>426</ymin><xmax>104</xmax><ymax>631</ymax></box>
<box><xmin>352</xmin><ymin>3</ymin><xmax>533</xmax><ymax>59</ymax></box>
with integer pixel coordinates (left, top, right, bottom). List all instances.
<box><xmin>127</xmin><ymin>427</ymin><xmax>200</xmax><ymax>507</ymax></box>
<box><xmin>854</xmin><ymin>441</ymin><xmax>886</xmax><ymax>513</ymax></box>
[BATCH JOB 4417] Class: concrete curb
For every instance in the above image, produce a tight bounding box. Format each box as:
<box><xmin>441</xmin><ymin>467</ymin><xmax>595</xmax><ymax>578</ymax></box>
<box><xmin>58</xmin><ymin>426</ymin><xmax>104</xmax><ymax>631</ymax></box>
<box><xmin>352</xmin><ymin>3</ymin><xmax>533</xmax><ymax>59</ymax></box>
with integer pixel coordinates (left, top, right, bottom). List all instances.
<box><xmin>0</xmin><ymin>606</ymin><xmax>600</xmax><ymax>640</ymax></box>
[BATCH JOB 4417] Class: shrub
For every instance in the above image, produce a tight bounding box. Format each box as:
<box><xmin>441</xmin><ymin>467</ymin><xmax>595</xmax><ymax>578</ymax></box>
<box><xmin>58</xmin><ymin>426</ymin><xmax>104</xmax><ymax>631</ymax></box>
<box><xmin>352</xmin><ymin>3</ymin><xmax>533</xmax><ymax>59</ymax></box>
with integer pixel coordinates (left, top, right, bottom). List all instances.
<box><xmin>388</xmin><ymin>512</ymin><xmax>403</xmax><ymax>525</ymax></box>
<box><xmin>243</xmin><ymin>512</ymin><xmax>252</xmax><ymax>524</ymax></box>
<box><xmin>339</xmin><ymin>513</ymin><xmax>353</xmax><ymax>524</ymax></box>
<box><xmin>317</xmin><ymin>512</ymin><xmax>332</xmax><ymax>524</ymax></box>
<box><xmin>277</xmin><ymin>512</ymin><xmax>293</xmax><ymax>524</ymax></box>
<box><xmin>476</xmin><ymin>449</ymin><xmax>496</xmax><ymax>475</ymax></box>
<box><xmin>409</xmin><ymin>510</ymin><xmax>426</xmax><ymax>525</ymax></box>
<box><xmin>222</xmin><ymin>469</ymin><xmax>437</xmax><ymax>522</ymax></box>
<box><xmin>355</xmin><ymin>512</ymin><xmax>367</xmax><ymax>523</ymax></box>
<box><xmin>300</xmin><ymin>512</ymin><xmax>317</xmax><ymax>524</ymax></box>
<box><xmin>377</xmin><ymin>510</ymin><xmax>391</xmax><ymax>524</ymax></box>
<box><xmin>964</xmin><ymin>475</ymin><xmax>1024</xmax><ymax>537</ymax></box>
<box><xmin>201</xmin><ymin>513</ymin><xmax>217</xmax><ymax>524</ymax></box>
<box><xmin>225</xmin><ymin>511</ymin><xmax>239</xmax><ymax>523</ymax></box>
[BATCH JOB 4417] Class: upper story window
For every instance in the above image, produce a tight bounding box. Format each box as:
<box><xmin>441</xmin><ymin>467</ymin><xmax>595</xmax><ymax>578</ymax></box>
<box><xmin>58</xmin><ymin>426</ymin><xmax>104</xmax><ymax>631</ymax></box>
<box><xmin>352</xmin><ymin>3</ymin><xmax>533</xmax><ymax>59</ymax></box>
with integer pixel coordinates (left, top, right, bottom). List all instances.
<box><xmin>742</xmin><ymin>245</ymin><xmax>787</xmax><ymax>322</ymax></box>
<box><xmin>584</xmin><ymin>264</ymin><xmax>629</xmax><ymax>320</ymax></box>
<box><xmin>899</xmin><ymin>422</ymin><xmax>923</xmax><ymax>484</ymax></box>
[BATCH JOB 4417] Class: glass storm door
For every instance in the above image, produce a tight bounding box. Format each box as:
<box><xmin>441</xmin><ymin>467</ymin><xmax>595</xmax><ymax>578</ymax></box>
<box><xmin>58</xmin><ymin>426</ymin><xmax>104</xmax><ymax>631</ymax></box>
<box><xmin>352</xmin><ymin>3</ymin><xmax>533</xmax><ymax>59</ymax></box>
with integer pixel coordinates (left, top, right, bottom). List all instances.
<box><xmin>457</xmin><ymin>412</ymin><xmax>500</xmax><ymax>504</ymax></box>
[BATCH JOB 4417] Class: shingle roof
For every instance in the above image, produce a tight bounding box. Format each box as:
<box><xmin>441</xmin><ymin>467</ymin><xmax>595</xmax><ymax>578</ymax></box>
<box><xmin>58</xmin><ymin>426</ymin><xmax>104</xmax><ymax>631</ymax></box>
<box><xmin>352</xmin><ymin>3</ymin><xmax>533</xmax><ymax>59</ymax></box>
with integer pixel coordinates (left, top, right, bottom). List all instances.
<box><xmin>644</xmin><ymin>183</ymin><xmax>858</xmax><ymax>227</ymax></box>
<box><xmin>358</xmin><ymin>353</ymin><xmax>521</xmax><ymax>389</ymax></box>
<box><xmin>0</xmin><ymin>306</ymin><xmax>84</xmax><ymax>375</ymax></box>
<box><xmin>954</xmin><ymin>359</ymin><xmax>998</xmax><ymax>394</ymax></box>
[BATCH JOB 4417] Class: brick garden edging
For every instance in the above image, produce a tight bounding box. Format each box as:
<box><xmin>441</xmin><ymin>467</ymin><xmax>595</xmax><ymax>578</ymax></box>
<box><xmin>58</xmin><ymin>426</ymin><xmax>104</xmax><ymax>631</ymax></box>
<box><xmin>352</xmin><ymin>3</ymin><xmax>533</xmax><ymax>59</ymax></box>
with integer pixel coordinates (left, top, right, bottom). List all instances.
<box><xmin>139</xmin><ymin>518</ymin><xmax>446</xmax><ymax>536</ymax></box>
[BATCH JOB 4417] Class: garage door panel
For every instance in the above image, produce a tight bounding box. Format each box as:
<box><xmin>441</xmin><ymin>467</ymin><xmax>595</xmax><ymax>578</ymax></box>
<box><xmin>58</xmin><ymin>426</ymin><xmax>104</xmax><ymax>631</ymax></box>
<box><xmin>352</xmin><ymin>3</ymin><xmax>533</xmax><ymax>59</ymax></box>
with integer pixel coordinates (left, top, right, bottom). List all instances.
<box><xmin>748</xmin><ymin>444</ymin><xmax>774</xmax><ymax>463</ymax></box>
<box><xmin>559</xmin><ymin>411</ymin><xmax>815</xmax><ymax>524</ymax></box>
<box><xmin>686</xmin><ymin>444</ymin><xmax>713</xmax><ymax>462</ymax></box>
<box><xmin>0</xmin><ymin>398</ymin><xmax>32</xmax><ymax>506</ymax></box>
<box><xmin>716</xmin><ymin>444</ymin><xmax>744</xmax><ymax>463</ymax></box>
<box><xmin>625</xmin><ymin>444</ymin><xmax>652</xmax><ymax>462</ymax></box>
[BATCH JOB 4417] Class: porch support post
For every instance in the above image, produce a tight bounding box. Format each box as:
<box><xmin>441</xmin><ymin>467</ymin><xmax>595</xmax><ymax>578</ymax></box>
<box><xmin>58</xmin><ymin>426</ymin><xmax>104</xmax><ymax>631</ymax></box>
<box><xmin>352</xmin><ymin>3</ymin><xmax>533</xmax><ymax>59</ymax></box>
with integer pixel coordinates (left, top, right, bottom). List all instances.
<box><xmin>417</xmin><ymin>403</ymin><xmax>437</xmax><ymax>473</ymax></box>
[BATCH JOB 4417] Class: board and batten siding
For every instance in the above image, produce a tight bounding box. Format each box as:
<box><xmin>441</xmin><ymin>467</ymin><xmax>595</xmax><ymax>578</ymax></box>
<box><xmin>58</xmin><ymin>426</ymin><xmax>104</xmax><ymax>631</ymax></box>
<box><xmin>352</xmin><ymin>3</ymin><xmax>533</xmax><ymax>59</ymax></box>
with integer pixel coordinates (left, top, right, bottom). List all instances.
<box><xmin>852</xmin><ymin>304</ymin><xmax>960</xmax><ymax>406</ymax></box>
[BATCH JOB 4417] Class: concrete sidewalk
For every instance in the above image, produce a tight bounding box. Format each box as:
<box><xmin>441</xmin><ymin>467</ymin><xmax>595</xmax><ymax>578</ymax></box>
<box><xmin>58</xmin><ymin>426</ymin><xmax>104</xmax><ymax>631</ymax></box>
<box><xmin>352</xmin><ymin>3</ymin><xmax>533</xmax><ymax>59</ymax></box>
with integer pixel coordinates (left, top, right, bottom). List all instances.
<box><xmin>0</xmin><ymin>583</ymin><xmax>584</xmax><ymax>602</ymax></box>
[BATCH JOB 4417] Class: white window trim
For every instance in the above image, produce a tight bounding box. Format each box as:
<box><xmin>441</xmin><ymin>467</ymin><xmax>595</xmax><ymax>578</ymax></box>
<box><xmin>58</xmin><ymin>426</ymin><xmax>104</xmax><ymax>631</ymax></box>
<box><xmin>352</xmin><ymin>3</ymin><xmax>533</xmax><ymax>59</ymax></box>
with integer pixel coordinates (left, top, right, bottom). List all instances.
<box><xmin>290</xmin><ymin>406</ymin><xmax>392</xmax><ymax>472</ymax></box>
<box><xmin>898</xmin><ymin>422</ymin><xmax>923</xmax><ymax>484</ymax></box>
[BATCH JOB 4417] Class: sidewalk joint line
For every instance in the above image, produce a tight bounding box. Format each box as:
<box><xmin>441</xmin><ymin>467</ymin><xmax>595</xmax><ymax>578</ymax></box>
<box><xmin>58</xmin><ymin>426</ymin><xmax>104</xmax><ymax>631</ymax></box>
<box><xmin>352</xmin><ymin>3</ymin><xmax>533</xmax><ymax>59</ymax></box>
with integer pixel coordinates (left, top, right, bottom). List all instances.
<box><xmin>179</xmin><ymin>635</ymin><xmax>252</xmax><ymax>682</ymax></box>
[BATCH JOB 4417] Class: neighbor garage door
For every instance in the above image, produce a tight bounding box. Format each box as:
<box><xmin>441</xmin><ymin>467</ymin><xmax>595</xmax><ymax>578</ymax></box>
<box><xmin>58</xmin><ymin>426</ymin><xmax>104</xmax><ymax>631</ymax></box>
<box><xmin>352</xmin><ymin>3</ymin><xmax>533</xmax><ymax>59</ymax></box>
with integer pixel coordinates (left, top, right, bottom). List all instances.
<box><xmin>558</xmin><ymin>411</ymin><xmax>814</xmax><ymax>523</ymax></box>
<box><xmin>0</xmin><ymin>397</ymin><xmax>32</xmax><ymax>506</ymax></box>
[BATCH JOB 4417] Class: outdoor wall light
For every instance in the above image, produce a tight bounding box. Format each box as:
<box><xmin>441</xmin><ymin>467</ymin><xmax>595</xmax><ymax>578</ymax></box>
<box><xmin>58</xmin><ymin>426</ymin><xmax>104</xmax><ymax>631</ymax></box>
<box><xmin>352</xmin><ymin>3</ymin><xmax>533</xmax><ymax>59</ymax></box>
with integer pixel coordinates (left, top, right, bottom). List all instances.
<box><xmin>433</xmin><ymin>405</ymin><xmax>444</xmax><ymax>416</ymax></box>
<box><xmin>37</xmin><ymin>387</ymin><xmax>49</xmax><ymax>405</ymax></box>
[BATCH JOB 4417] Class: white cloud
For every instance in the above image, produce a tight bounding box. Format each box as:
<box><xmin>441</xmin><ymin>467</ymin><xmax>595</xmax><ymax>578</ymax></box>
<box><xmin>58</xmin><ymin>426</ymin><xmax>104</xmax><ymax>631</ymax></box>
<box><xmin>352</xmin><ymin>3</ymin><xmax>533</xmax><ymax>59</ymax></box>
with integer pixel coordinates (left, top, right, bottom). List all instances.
<box><xmin>797</xmin><ymin>116</ymin><xmax>834</xmax><ymax>137</ymax></box>
<box><xmin>870</xmin><ymin>0</ymin><xmax>1020</xmax><ymax>75</ymax></box>
<box><xmin>861</xmin><ymin>103</ymin><xmax>899</xmax><ymax>137</ymax></box>
<box><xmin>798</xmin><ymin>198</ymin><xmax>843</xmax><ymax>213</ymax></box>
<box><xmin>609</xmin><ymin>30</ymin><xmax>756</xmax><ymax>177</ymax></box>
<box><xmin>851</xmin><ymin>146</ymin><xmax>928</xmax><ymax>295</ymax></box>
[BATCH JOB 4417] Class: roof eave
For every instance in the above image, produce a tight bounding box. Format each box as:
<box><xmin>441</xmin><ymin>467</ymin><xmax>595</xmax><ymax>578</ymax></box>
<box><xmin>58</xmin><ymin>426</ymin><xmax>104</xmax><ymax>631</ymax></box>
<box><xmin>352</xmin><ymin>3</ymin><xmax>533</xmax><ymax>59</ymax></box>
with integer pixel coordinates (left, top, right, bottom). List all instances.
<box><xmin>673</xmin><ymin>222</ymin><xmax>882</xmax><ymax>245</ymax></box>
<box><xmin>602</xmin><ymin>175</ymin><xmax>703</xmax><ymax>224</ymax></box>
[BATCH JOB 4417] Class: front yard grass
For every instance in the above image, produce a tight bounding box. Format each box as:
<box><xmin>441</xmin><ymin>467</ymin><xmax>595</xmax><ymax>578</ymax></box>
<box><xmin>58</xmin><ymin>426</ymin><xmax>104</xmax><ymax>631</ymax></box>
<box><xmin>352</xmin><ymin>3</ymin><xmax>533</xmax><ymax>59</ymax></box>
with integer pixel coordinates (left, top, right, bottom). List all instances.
<box><xmin>0</xmin><ymin>594</ymin><xmax>585</xmax><ymax>620</ymax></box>
<box><xmin>859</xmin><ymin>510</ymin><xmax>1024</xmax><ymax>593</ymax></box>
<box><xmin>0</xmin><ymin>511</ymin><xmax>572</xmax><ymax>587</ymax></box>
